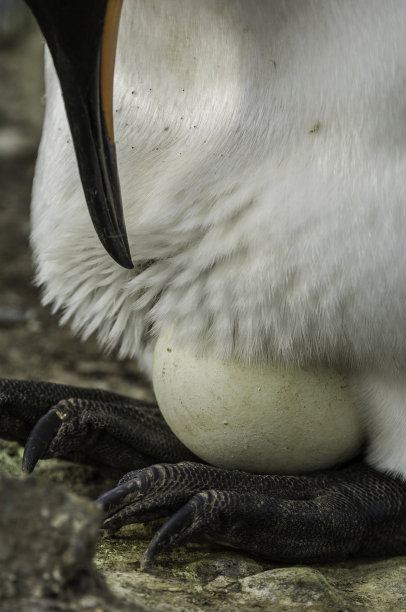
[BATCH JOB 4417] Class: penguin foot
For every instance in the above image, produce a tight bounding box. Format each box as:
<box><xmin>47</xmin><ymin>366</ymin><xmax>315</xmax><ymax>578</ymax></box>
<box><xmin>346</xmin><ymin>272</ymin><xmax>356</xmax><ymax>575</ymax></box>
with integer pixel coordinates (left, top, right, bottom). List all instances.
<box><xmin>97</xmin><ymin>460</ymin><xmax>406</xmax><ymax>566</ymax></box>
<box><xmin>0</xmin><ymin>378</ymin><xmax>196</xmax><ymax>472</ymax></box>
<box><xmin>3</xmin><ymin>379</ymin><xmax>406</xmax><ymax>564</ymax></box>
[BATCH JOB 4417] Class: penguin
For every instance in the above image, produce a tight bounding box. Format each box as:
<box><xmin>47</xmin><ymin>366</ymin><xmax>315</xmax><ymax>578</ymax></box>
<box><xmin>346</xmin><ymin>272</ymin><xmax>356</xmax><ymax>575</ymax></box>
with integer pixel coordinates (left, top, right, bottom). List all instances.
<box><xmin>1</xmin><ymin>0</ymin><xmax>406</xmax><ymax>566</ymax></box>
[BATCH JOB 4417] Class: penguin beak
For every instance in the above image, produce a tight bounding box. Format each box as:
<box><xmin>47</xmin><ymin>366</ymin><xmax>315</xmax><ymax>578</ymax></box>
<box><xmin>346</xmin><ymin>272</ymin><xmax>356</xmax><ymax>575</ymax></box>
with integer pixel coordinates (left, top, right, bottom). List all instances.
<box><xmin>25</xmin><ymin>0</ymin><xmax>133</xmax><ymax>269</ymax></box>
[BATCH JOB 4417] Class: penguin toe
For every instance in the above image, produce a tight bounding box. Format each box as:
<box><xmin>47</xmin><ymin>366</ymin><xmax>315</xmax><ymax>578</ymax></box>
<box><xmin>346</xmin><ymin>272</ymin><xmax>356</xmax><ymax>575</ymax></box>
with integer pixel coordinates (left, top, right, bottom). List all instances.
<box><xmin>0</xmin><ymin>377</ymin><xmax>196</xmax><ymax>472</ymax></box>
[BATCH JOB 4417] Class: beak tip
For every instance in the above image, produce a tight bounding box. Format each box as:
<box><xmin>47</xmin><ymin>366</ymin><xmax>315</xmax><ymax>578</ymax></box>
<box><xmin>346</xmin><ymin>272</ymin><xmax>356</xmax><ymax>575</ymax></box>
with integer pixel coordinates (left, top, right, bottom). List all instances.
<box><xmin>108</xmin><ymin>241</ymin><xmax>134</xmax><ymax>269</ymax></box>
<box><xmin>121</xmin><ymin>256</ymin><xmax>134</xmax><ymax>270</ymax></box>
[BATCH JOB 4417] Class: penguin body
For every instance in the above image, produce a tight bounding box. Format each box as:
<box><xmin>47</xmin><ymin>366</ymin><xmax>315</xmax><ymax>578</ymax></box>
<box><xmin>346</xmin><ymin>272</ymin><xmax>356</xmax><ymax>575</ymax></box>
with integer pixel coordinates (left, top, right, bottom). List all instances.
<box><xmin>31</xmin><ymin>1</ymin><xmax>406</xmax><ymax>475</ymax></box>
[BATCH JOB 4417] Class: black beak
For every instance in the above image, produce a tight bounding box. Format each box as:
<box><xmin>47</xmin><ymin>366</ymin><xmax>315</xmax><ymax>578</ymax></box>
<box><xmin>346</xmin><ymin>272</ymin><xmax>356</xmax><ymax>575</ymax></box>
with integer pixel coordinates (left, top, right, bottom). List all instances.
<box><xmin>25</xmin><ymin>0</ymin><xmax>133</xmax><ymax>269</ymax></box>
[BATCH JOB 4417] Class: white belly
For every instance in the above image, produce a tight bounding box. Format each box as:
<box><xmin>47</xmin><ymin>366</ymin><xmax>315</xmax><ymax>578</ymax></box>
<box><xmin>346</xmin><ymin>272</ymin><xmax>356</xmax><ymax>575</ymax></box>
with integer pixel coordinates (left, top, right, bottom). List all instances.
<box><xmin>153</xmin><ymin>327</ymin><xmax>364</xmax><ymax>474</ymax></box>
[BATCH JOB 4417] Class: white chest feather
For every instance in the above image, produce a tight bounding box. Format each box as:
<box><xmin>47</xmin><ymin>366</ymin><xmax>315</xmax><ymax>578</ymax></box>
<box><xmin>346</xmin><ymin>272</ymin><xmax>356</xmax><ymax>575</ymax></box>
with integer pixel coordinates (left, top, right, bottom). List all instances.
<box><xmin>30</xmin><ymin>1</ymin><xmax>406</xmax><ymax>475</ymax></box>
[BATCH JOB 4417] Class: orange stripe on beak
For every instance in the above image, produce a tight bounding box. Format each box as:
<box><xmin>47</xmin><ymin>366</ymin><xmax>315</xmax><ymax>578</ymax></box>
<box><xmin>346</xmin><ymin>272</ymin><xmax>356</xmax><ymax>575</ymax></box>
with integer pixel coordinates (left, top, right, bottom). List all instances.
<box><xmin>101</xmin><ymin>0</ymin><xmax>123</xmax><ymax>149</ymax></box>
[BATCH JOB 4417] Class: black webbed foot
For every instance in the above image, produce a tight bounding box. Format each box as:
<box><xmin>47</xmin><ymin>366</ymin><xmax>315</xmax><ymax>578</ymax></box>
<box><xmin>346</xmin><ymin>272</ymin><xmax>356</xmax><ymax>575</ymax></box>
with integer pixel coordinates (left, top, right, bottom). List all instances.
<box><xmin>0</xmin><ymin>378</ymin><xmax>197</xmax><ymax>472</ymax></box>
<box><xmin>97</xmin><ymin>460</ymin><xmax>406</xmax><ymax>567</ymax></box>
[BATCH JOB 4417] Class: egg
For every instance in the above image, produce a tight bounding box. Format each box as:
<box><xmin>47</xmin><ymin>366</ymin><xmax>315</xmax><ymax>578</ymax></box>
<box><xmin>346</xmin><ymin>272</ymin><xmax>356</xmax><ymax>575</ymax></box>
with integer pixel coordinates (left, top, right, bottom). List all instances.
<box><xmin>152</xmin><ymin>327</ymin><xmax>364</xmax><ymax>474</ymax></box>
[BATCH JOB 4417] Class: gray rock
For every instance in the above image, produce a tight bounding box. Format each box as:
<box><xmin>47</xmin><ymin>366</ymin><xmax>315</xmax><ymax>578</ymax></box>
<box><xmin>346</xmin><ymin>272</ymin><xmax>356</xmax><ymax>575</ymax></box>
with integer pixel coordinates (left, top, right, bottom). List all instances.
<box><xmin>240</xmin><ymin>567</ymin><xmax>353</xmax><ymax>610</ymax></box>
<box><xmin>0</xmin><ymin>472</ymin><xmax>144</xmax><ymax>611</ymax></box>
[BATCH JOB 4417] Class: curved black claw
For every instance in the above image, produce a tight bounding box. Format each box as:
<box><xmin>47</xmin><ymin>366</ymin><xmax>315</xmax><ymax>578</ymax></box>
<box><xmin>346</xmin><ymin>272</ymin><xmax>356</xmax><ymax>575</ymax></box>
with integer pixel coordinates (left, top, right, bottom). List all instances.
<box><xmin>22</xmin><ymin>409</ymin><xmax>62</xmax><ymax>473</ymax></box>
<box><xmin>141</xmin><ymin>504</ymin><xmax>195</xmax><ymax>569</ymax></box>
<box><xmin>97</xmin><ymin>479</ymin><xmax>145</xmax><ymax>529</ymax></box>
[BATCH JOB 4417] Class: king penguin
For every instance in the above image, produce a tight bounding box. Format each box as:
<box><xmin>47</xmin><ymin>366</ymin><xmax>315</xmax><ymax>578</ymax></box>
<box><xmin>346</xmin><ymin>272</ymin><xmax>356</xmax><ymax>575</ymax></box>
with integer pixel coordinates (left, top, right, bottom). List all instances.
<box><xmin>1</xmin><ymin>0</ymin><xmax>406</xmax><ymax>564</ymax></box>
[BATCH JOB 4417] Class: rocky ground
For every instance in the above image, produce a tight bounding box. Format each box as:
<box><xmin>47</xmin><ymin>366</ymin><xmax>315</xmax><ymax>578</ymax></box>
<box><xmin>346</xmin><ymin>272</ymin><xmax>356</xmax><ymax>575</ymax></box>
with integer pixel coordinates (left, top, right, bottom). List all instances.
<box><xmin>0</xmin><ymin>8</ymin><xmax>406</xmax><ymax>611</ymax></box>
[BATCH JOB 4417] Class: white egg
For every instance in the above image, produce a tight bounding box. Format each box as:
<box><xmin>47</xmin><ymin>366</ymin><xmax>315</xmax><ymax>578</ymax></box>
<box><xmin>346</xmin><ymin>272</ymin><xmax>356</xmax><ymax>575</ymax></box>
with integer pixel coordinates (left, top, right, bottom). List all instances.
<box><xmin>152</xmin><ymin>327</ymin><xmax>364</xmax><ymax>474</ymax></box>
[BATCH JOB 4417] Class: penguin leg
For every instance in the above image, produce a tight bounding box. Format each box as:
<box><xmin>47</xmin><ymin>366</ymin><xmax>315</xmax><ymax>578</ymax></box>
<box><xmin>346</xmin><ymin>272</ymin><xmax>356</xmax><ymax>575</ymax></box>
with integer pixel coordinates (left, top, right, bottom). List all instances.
<box><xmin>98</xmin><ymin>460</ymin><xmax>406</xmax><ymax>566</ymax></box>
<box><xmin>0</xmin><ymin>378</ymin><xmax>197</xmax><ymax>472</ymax></box>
